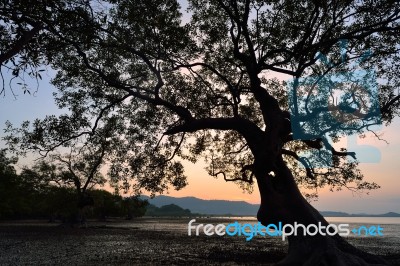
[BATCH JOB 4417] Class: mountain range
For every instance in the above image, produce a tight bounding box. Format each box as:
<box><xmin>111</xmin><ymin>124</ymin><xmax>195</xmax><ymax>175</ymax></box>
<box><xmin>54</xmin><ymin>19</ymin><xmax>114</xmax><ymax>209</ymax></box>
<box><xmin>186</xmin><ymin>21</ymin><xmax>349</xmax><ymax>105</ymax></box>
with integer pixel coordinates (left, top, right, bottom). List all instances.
<box><xmin>141</xmin><ymin>195</ymin><xmax>400</xmax><ymax>217</ymax></box>
<box><xmin>142</xmin><ymin>195</ymin><xmax>258</xmax><ymax>216</ymax></box>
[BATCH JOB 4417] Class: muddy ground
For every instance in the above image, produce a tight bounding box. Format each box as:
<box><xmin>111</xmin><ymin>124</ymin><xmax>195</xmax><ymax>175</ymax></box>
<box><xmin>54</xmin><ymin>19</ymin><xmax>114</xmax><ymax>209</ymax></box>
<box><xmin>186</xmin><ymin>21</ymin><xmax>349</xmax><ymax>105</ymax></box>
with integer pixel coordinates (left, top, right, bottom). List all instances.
<box><xmin>0</xmin><ymin>218</ymin><xmax>399</xmax><ymax>265</ymax></box>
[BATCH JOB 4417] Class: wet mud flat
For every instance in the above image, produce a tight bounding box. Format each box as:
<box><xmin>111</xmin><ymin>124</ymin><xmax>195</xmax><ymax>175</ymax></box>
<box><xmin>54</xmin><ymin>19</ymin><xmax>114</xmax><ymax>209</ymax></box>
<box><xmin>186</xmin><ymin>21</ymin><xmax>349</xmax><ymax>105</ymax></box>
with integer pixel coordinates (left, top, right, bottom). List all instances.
<box><xmin>0</xmin><ymin>219</ymin><xmax>399</xmax><ymax>265</ymax></box>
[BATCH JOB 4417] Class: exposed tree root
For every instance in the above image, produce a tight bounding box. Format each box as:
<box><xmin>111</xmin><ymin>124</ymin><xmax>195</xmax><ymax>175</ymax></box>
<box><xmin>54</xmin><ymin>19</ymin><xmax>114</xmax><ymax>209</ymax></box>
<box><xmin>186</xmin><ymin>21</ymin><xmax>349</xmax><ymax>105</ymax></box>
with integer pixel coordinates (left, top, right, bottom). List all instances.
<box><xmin>276</xmin><ymin>235</ymin><xmax>389</xmax><ymax>266</ymax></box>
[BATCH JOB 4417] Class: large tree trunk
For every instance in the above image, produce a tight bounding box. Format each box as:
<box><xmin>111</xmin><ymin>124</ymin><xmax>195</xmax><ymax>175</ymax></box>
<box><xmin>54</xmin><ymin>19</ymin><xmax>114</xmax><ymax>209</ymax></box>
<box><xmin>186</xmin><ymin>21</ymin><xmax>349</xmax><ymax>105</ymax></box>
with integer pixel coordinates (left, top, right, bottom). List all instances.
<box><xmin>255</xmin><ymin>156</ymin><xmax>389</xmax><ymax>266</ymax></box>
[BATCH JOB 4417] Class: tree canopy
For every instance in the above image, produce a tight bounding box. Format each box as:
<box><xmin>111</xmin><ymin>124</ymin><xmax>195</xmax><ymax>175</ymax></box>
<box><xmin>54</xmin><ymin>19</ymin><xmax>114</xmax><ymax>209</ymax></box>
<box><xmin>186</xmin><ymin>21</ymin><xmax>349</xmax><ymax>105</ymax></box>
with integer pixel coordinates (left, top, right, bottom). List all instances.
<box><xmin>3</xmin><ymin>0</ymin><xmax>399</xmax><ymax>198</ymax></box>
<box><xmin>2</xmin><ymin>0</ymin><xmax>400</xmax><ymax>264</ymax></box>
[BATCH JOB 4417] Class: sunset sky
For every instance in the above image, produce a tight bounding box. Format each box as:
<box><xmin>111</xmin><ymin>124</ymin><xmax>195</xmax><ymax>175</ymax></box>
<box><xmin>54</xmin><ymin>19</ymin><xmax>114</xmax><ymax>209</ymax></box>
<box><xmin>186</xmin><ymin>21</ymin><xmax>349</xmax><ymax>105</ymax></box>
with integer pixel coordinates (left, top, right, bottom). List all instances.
<box><xmin>1</xmin><ymin>71</ymin><xmax>399</xmax><ymax>215</ymax></box>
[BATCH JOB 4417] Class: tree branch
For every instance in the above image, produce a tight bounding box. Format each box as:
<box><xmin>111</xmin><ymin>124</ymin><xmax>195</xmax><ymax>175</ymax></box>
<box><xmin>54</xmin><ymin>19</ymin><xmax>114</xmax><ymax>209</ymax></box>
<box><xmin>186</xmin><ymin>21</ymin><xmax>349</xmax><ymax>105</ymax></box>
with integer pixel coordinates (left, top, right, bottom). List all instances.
<box><xmin>321</xmin><ymin>138</ymin><xmax>357</xmax><ymax>159</ymax></box>
<box><xmin>282</xmin><ymin>149</ymin><xmax>315</xmax><ymax>180</ymax></box>
<box><xmin>381</xmin><ymin>95</ymin><xmax>400</xmax><ymax>115</ymax></box>
<box><xmin>164</xmin><ymin>117</ymin><xmax>262</xmax><ymax>141</ymax></box>
<box><xmin>0</xmin><ymin>24</ymin><xmax>42</xmax><ymax>65</ymax></box>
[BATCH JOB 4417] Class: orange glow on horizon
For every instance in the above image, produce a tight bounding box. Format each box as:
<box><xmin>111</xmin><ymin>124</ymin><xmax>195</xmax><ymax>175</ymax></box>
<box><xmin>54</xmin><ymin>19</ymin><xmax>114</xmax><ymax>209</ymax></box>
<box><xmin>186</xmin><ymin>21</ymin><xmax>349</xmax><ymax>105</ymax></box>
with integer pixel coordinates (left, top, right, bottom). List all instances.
<box><xmin>163</xmin><ymin>120</ymin><xmax>400</xmax><ymax>213</ymax></box>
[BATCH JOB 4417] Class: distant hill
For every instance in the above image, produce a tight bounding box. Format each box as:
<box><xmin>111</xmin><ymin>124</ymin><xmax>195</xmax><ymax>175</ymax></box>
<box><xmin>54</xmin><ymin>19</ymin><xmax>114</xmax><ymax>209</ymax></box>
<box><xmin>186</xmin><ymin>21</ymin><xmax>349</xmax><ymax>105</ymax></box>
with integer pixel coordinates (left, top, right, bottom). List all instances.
<box><xmin>320</xmin><ymin>211</ymin><xmax>400</xmax><ymax>217</ymax></box>
<box><xmin>319</xmin><ymin>211</ymin><xmax>350</xmax><ymax>217</ymax></box>
<box><xmin>145</xmin><ymin>204</ymin><xmax>199</xmax><ymax>217</ymax></box>
<box><xmin>141</xmin><ymin>195</ymin><xmax>400</xmax><ymax>217</ymax></box>
<box><xmin>141</xmin><ymin>195</ymin><xmax>258</xmax><ymax>216</ymax></box>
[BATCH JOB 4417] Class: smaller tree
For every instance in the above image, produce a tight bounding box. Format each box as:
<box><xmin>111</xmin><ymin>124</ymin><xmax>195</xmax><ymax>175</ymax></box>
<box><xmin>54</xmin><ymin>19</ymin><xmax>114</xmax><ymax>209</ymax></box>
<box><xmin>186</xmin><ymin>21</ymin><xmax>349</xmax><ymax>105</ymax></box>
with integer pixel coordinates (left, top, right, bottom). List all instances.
<box><xmin>122</xmin><ymin>196</ymin><xmax>148</xmax><ymax>220</ymax></box>
<box><xmin>18</xmin><ymin>133</ymin><xmax>112</xmax><ymax>224</ymax></box>
<box><xmin>0</xmin><ymin>148</ymin><xmax>149</xmax><ymax>221</ymax></box>
<box><xmin>31</xmin><ymin>146</ymin><xmax>107</xmax><ymax>211</ymax></box>
<box><xmin>0</xmin><ymin>149</ymin><xmax>17</xmax><ymax>175</ymax></box>
<box><xmin>88</xmin><ymin>191</ymin><xmax>148</xmax><ymax>220</ymax></box>
<box><xmin>0</xmin><ymin>149</ymin><xmax>50</xmax><ymax>219</ymax></box>
<box><xmin>89</xmin><ymin>189</ymin><xmax>121</xmax><ymax>220</ymax></box>
<box><xmin>0</xmin><ymin>149</ymin><xmax>20</xmax><ymax>219</ymax></box>
<box><xmin>40</xmin><ymin>186</ymin><xmax>78</xmax><ymax>222</ymax></box>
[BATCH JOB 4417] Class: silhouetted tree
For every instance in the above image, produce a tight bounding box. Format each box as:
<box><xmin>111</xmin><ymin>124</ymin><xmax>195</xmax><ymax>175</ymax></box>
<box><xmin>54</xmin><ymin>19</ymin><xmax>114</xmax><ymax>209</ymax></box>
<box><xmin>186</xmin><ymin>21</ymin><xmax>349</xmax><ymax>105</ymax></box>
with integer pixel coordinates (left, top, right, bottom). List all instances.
<box><xmin>3</xmin><ymin>0</ymin><xmax>400</xmax><ymax>264</ymax></box>
<box><xmin>145</xmin><ymin>204</ymin><xmax>193</xmax><ymax>217</ymax></box>
<box><xmin>122</xmin><ymin>196</ymin><xmax>148</xmax><ymax>220</ymax></box>
<box><xmin>0</xmin><ymin>149</ymin><xmax>21</xmax><ymax>218</ymax></box>
<box><xmin>0</xmin><ymin>149</ymin><xmax>147</xmax><ymax>221</ymax></box>
<box><xmin>21</xmin><ymin>135</ymin><xmax>114</xmax><ymax>223</ymax></box>
<box><xmin>0</xmin><ymin>149</ymin><xmax>46</xmax><ymax>219</ymax></box>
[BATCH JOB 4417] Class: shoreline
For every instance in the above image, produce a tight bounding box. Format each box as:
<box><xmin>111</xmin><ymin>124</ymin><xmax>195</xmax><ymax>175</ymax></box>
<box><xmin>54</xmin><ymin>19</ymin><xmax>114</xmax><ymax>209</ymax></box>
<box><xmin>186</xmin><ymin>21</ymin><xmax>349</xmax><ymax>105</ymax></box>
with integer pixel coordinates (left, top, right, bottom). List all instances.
<box><xmin>0</xmin><ymin>219</ymin><xmax>399</xmax><ymax>265</ymax></box>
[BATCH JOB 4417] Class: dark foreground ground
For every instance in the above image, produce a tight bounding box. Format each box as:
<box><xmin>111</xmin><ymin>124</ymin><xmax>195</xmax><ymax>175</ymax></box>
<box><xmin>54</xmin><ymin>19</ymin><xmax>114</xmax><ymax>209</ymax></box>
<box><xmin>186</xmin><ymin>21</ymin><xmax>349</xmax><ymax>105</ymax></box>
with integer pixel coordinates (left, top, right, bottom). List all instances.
<box><xmin>0</xmin><ymin>218</ymin><xmax>399</xmax><ymax>265</ymax></box>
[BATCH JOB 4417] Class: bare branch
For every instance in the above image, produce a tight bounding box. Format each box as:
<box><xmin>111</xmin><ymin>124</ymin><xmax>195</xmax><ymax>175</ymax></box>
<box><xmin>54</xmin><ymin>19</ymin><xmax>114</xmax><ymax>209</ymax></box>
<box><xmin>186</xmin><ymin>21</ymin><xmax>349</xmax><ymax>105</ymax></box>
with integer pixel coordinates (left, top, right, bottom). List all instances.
<box><xmin>282</xmin><ymin>149</ymin><xmax>315</xmax><ymax>180</ymax></box>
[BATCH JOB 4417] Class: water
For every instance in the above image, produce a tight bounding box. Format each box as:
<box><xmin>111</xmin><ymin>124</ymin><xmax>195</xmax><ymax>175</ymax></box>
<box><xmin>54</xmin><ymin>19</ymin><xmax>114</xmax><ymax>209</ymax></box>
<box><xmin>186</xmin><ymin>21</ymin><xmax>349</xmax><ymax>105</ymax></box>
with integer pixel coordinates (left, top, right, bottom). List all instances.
<box><xmin>326</xmin><ymin>217</ymin><xmax>400</xmax><ymax>225</ymax></box>
<box><xmin>109</xmin><ymin>217</ymin><xmax>400</xmax><ymax>253</ymax></box>
<box><xmin>218</xmin><ymin>216</ymin><xmax>400</xmax><ymax>225</ymax></box>
<box><xmin>325</xmin><ymin>217</ymin><xmax>400</xmax><ymax>239</ymax></box>
<box><xmin>119</xmin><ymin>217</ymin><xmax>400</xmax><ymax>239</ymax></box>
